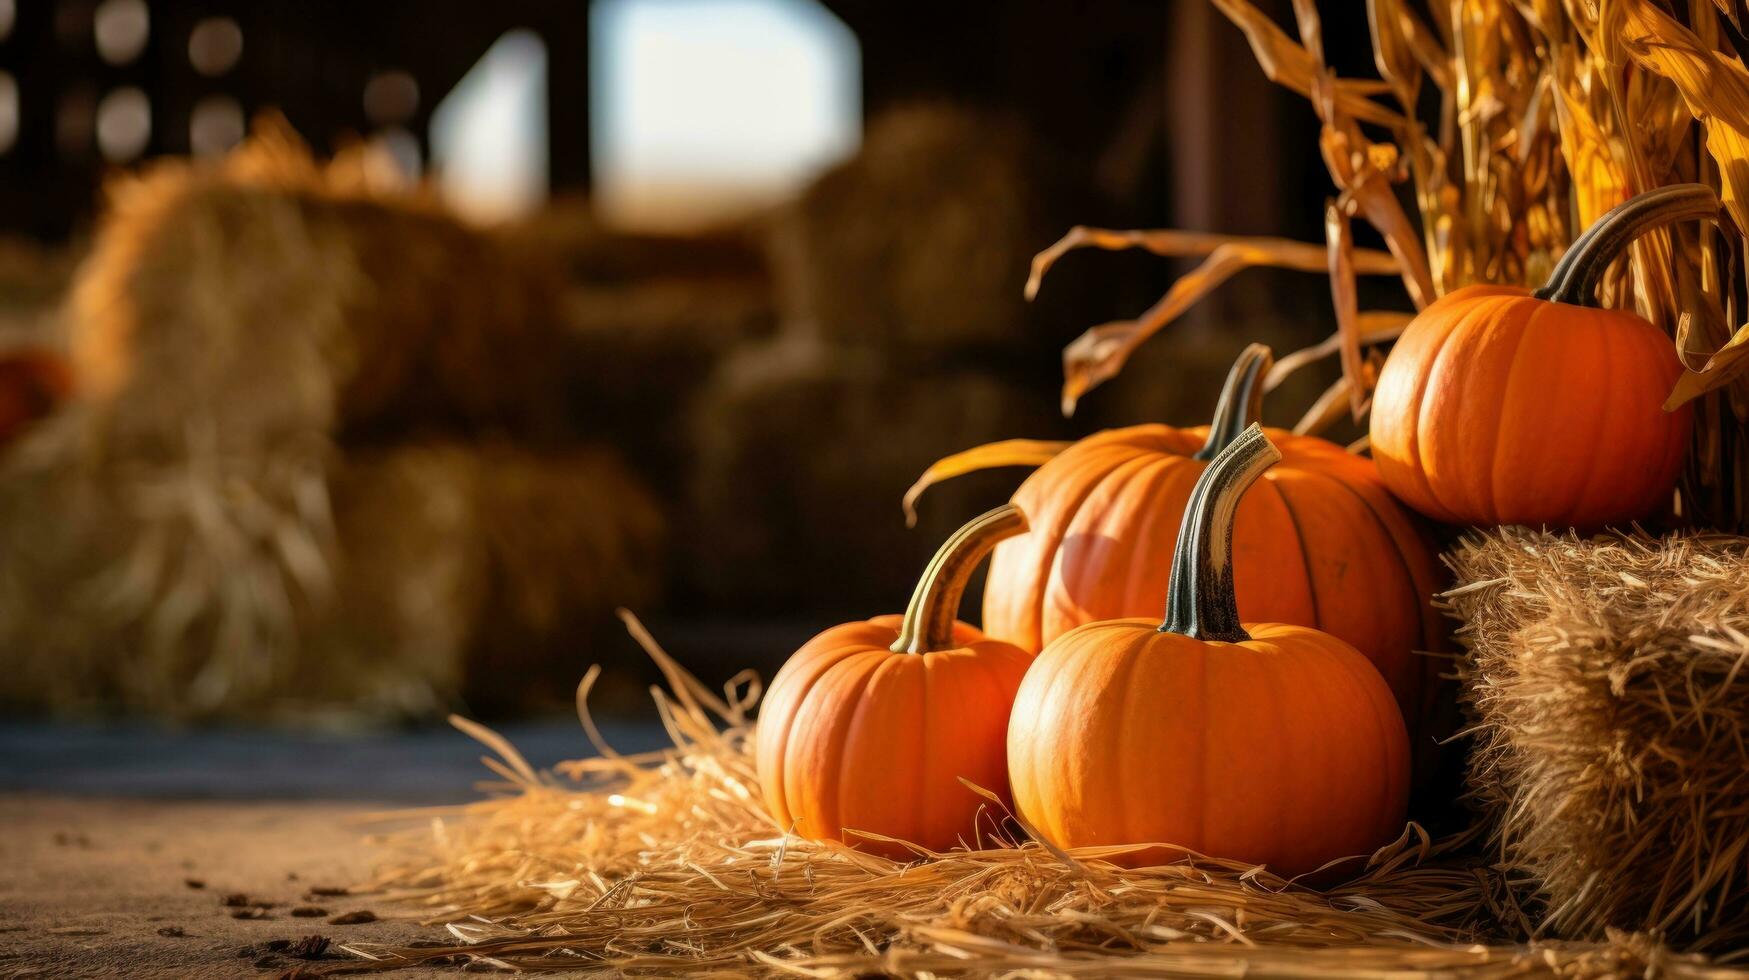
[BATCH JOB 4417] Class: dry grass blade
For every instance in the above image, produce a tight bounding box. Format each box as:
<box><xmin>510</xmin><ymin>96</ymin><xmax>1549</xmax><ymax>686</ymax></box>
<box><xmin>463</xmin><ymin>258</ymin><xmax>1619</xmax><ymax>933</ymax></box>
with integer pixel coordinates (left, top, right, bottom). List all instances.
<box><xmin>901</xmin><ymin>439</ymin><xmax>1070</xmax><ymax>527</ymax></box>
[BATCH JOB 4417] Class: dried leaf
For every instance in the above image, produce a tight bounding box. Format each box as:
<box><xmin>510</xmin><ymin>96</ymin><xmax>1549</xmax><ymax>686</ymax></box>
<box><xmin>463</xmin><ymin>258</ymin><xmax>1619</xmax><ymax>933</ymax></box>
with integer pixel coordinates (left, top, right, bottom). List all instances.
<box><xmin>1295</xmin><ymin>374</ymin><xmax>1363</xmax><ymax>437</ymax></box>
<box><xmin>1050</xmin><ymin>235</ymin><xmax>1404</xmax><ymax>416</ymax></box>
<box><xmin>901</xmin><ymin>440</ymin><xmax>1070</xmax><ymax>527</ymax></box>
<box><xmin>1210</xmin><ymin>0</ymin><xmax>1407</xmax><ymax>128</ymax></box>
<box><xmin>1320</xmin><ymin>120</ymin><xmax>1438</xmax><ymax>308</ymax></box>
<box><xmin>1667</xmin><ymin>317</ymin><xmax>1749</xmax><ymax>408</ymax></box>
<box><xmin>1265</xmin><ymin>311</ymin><xmax>1414</xmax><ymax>390</ymax></box>
<box><xmin>1326</xmin><ymin>199</ymin><xmax>1368</xmax><ymax>417</ymax></box>
<box><xmin>1612</xmin><ymin>0</ymin><xmax>1749</xmax><ymax>231</ymax></box>
<box><xmin>1027</xmin><ymin>226</ymin><xmax>1399</xmax><ymax>301</ymax></box>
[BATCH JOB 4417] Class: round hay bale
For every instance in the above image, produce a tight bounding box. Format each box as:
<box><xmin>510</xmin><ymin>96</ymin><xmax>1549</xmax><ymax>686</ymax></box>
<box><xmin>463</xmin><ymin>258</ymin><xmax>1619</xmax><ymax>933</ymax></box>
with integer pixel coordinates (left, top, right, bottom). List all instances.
<box><xmin>685</xmin><ymin>333</ymin><xmax>1070</xmax><ymax>614</ymax></box>
<box><xmin>769</xmin><ymin>104</ymin><xmax>1087</xmax><ymax>356</ymax></box>
<box><xmin>1443</xmin><ymin>527</ymin><xmax>1749</xmax><ymax>949</ymax></box>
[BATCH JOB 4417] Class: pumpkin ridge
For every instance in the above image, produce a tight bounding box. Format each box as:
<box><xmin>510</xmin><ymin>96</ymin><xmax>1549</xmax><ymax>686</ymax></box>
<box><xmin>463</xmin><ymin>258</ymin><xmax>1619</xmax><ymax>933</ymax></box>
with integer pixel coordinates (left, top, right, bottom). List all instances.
<box><xmin>916</xmin><ymin>651</ymin><xmax>935</xmax><ymax>847</ymax></box>
<box><xmin>819</xmin><ymin>650</ymin><xmax>895</xmax><ymax>845</ymax></box>
<box><xmin>1195</xmin><ymin>631</ymin><xmax>1213</xmax><ymax>856</ymax></box>
<box><xmin>1110</xmin><ymin>624</ymin><xmax>1159</xmax><ymax>847</ymax></box>
<box><xmin>1337</xmin><ymin>630</ymin><xmax>1408</xmax><ymax>845</ymax></box>
<box><xmin>1418</xmin><ymin>293</ymin><xmax>1519</xmax><ymax>521</ymax></box>
<box><xmin>761</xmin><ymin>640</ymin><xmax>879</xmax><ymax>830</ymax></box>
<box><xmin>1298</xmin><ymin>466</ymin><xmax>1431</xmax><ymax>706</ymax></box>
<box><xmin>1313</xmin><ymin>466</ymin><xmax>1447</xmax><ymax>650</ymax></box>
<box><xmin>1002</xmin><ymin>443</ymin><xmax>1150</xmax><ymax>649</ymax></box>
<box><xmin>1012</xmin><ymin>639</ymin><xmax>1071</xmax><ymax>845</ymax></box>
<box><xmin>963</xmin><ymin>643</ymin><xmax>1027</xmax><ymax>815</ymax></box>
<box><xmin>1041</xmin><ymin>448</ymin><xmax>1165</xmax><ymax>645</ymax></box>
<box><xmin>1261</xmin><ymin>636</ymin><xmax>1309</xmax><ymax>869</ymax></box>
<box><xmin>1021</xmin><ymin>637</ymin><xmax>1084</xmax><ymax>843</ymax></box>
<box><xmin>1484</xmin><ymin>297</ymin><xmax>1563</xmax><ymax>522</ymax></box>
<box><xmin>1319</xmin><ymin>634</ymin><xmax>1386</xmax><ymax>852</ymax></box>
<box><xmin>1258</xmin><ymin>474</ymin><xmax>1321</xmax><ymax>637</ymax></box>
<box><xmin>1114</xmin><ymin>455</ymin><xmax>1203</xmax><ymax>619</ymax></box>
<box><xmin>1392</xmin><ymin>302</ymin><xmax>1465</xmax><ymax>520</ymax></box>
<box><xmin>1548</xmin><ymin>303</ymin><xmax>1618</xmax><ymax>527</ymax></box>
<box><xmin>1463</xmin><ymin>293</ymin><xmax>1543</xmax><ymax>521</ymax></box>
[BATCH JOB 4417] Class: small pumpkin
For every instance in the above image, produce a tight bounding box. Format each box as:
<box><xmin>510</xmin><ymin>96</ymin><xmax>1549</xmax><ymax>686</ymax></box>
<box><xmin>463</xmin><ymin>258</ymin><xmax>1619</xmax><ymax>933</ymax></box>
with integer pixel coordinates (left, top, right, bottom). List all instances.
<box><xmin>1370</xmin><ymin>184</ymin><xmax>1710</xmax><ymax>528</ymax></box>
<box><xmin>1008</xmin><ymin>424</ymin><xmax>1409</xmax><ymax>875</ymax></box>
<box><xmin>756</xmin><ymin>504</ymin><xmax>1033</xmax><ymax>856</ymax></box>
<box><xmin>0</xmin><ymin>349</ymin><xmax>71</xmax><ymax>449</ymax></box>
<box><xmin>958</xmin><ymin>344</ymin><xmax>1444</xmax><ymax>735</ymax></box>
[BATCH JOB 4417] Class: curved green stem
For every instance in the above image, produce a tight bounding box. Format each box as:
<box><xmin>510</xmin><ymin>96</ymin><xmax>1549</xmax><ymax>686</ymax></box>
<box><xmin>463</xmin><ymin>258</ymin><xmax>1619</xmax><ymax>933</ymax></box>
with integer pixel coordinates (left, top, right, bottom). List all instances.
<box><xmin>891</xmin><ymin>504</ymin><xmax>1028</xmax><ymax>654</ymax></box>
<box><xmin>1161</xmin><ymin>423</ymin><xmax>1281</xmax><ymax>643</ymax></box>
<box><xmin>1535</xmin><ymin>184</ymin><xmax>1720</xmax><ymax>306</ymax></box>
<box><xmin>1193</xmin><ymin>343</ymin><xmax>1274</xmax><ymax>461</ymax></box>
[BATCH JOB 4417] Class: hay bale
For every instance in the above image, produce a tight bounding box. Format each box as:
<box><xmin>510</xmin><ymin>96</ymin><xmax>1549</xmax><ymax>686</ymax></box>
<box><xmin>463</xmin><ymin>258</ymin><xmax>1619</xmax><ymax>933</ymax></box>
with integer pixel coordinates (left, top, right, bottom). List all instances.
<box><xmin>685</xmin><ymin>334</ymin><xmax>1068</xmax><ymax>613</ymax></box>
<box><xmin>67</xmin><ymin>121</ymin><xmax>577</xmax><ymax>454</ymax></box>
<box><xmin>0</xmin><ymin>411</ymin><xmax>338</xmax><ymax>716</ymax></box>
<box><xmin>324</xmin><ymin>442</ymin><xmax>664</xmax><ymax>717</ymax></box>
<box><xmin>769</xmin><ymin>104</ymin><xmax>1086</xmax><ymax>355</ymax></box>
<box><xmin>1444</xmin><ymin>527</ymin><xmax>1749</xmax><ymax>948</ymax></box>
<box><xmin>0</xmin><ymin>419</ymin><xmax>662</xmax><ymax>719</ymax></box>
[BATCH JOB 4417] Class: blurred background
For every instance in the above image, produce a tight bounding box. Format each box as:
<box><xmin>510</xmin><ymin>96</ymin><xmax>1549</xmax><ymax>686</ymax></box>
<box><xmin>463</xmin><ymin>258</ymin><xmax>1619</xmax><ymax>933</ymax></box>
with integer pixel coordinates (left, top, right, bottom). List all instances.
<box><xmin>0</xmin><ymin>0</ymin><xmax>1397</xmax><ymax>733</ymax></box>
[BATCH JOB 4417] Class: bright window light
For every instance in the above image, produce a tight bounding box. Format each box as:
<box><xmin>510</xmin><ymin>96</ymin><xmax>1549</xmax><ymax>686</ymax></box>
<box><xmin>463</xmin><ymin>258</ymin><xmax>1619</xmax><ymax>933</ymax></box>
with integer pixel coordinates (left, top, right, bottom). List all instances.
<box><xmin>430</xmin><ymin>30</ymin><xmax>550</xmax><ymax>224</ymax></box>
<box><xmin>590</xmin><ymin>0</ymin><xmax>861</xmax><ymax>230</ymax></box>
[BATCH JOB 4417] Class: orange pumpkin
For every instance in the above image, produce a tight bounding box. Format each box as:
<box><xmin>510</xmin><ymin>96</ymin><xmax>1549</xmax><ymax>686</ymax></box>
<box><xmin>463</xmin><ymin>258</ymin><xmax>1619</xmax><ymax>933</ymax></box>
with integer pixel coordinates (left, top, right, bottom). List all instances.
<box><xmin>1370</xmin><ymin>184</ymin><xmax>1708</xmax><ymax>529</ymax></box>
<box><xmin>1008</xmin><ymin>424</ymin><xmax>1410</xmax><ymax>876</ymax></box>
<box><xmin>970</xmin><ymin>344</ymin><xmax>1444</xmax><ymax>734</ymax></box>
<box><xmin>0</xmin><ymin>349</ymin><xmax>71</xmax><ymax>449</ymax></box>
<box><xmin>756</xmin><ymin>504</ymin><xmax>1033</xmax><ymax>856</ymax></box>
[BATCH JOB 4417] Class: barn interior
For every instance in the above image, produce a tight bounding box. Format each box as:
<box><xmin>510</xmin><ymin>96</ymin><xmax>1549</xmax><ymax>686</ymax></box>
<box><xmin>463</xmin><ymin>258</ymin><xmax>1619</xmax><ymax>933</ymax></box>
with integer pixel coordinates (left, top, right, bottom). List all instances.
<box><xmin>0</xmin><ymin>2</ymin><xmax>1398</xmax><ymax>972</ymax></box>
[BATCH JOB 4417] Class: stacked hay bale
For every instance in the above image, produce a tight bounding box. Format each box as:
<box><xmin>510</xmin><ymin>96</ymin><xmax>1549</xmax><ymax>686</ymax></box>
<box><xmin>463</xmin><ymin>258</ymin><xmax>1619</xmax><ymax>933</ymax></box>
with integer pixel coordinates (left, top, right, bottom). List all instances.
<box><xmin>1444</xmin><ymin>528</ymin><xmax>1749</xmax><ymax>949</ymax></box>
<box><xmin>0</xmin><ymin>124</ymin><xmax>662</xmax><ymax>719</ymax></box>
<box><xmin>688</xmin><ymin>106</ymin><xmax>1090</xmax><ymax>611</ymax></box>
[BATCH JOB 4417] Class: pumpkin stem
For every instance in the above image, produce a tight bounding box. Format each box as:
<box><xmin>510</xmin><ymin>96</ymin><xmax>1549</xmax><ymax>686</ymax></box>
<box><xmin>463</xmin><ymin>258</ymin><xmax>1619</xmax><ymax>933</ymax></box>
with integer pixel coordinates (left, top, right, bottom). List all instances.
<box><xmin>1192</xmin><ymin>343</ymin><xmax>1274</xmax><ymax>461</ymax></box>
<box><xmin>1535</xmin><ymin>184</ymin><xmax>1720</xmax><ymax>307</ymax></box>
<box><xmin>891</xmin><ymin>504</ymin><xmax>1028</xmax><ymax>654</ymax></box>
<box><xmin>1161</xmin><ymin>423</ymin><xmax>1281</xmax><ymax>643</ymax></box>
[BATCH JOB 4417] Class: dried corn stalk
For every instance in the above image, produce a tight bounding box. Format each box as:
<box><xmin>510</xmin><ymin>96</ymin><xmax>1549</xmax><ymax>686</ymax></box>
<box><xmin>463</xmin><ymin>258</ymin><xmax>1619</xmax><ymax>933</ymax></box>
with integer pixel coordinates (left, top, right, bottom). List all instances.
<box><xmin>1035</xmin><ymin>0</ymin><xmax>1749</xmax><ymax>530</ymax></box>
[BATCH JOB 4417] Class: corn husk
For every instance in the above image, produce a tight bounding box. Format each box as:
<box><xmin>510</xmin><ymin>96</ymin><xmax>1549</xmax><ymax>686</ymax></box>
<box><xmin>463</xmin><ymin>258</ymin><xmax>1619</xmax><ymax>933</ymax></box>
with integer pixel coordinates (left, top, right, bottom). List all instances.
<box><xmin>1033</xmin><ymin>0</ymin><xmax>1749</xmax><ymax>531</ymax></box>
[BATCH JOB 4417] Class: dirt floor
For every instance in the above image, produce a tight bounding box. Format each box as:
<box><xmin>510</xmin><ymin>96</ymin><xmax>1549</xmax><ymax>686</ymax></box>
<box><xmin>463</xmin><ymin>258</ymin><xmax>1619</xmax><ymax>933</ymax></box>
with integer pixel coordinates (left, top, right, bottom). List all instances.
<box><xmin>0</xmin><ymin>719</ymin><xmax>673</xmax><ymax>978</ymax></box>
<box><xmin>0</xmin><ymin>794</ymin><xmax>461</xmax><ymax>978</ymax></box>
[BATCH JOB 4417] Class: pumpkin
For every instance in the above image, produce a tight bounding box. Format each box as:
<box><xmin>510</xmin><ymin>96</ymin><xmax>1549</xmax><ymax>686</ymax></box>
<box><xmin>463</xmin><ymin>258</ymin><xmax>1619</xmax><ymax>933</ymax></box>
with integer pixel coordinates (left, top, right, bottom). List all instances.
<box><xmin>1370</xmin><ymin>184</ymin><xmax>1709</xmax><ymax>529</ymax></box>
<box><xmin>756</xmin><ymin>504</ymin><xmax>1033</xmax><ymax>856</ymax></box>
<box><xmin>967</xmin><ymin>344</ymin><xmax>1444</xmax><ymax>735</ymax></box>
<box><xmin>0</xmin><ymin>349</ymin><xmax>71</xmax><ymax>449</ymax></box>
<box><xmin>1008</xmin><ymin>424</ymin><xmax>1410</xmax><ymax>875</ymax></box>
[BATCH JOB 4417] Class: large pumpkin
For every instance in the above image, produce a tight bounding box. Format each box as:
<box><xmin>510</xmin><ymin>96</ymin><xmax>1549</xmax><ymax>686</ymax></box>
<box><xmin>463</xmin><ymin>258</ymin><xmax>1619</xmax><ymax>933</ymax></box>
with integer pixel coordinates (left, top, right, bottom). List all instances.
<box><xmin>756</xmin><ymin>504</ymin><xmax>1033</xmax><ymax>857</ymax></box>
<box><xmin>1370</xmin><ymin>184</ymin><xmax>1707</xmax><ymax>529</ymax></box>
<box><xmin>958</xmin><ymin>344</ymin><xmax>1444</xmax><ymax>731</ymax></box>
<box><xmin>1008</xmin><ymin>424</ymin><xmax>1410</xmax><ymax>876</ymax></box>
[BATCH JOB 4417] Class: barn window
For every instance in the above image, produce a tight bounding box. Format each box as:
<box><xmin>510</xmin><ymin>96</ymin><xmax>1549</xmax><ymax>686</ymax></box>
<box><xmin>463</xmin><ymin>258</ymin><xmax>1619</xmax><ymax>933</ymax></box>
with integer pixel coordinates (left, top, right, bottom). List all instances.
<box><xmin>588</xmin><ymin>0</ymin><xmax>860</xmax><ymax>230</ymax></box>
